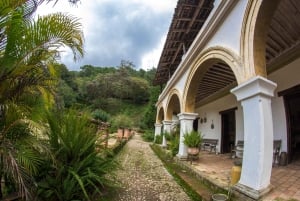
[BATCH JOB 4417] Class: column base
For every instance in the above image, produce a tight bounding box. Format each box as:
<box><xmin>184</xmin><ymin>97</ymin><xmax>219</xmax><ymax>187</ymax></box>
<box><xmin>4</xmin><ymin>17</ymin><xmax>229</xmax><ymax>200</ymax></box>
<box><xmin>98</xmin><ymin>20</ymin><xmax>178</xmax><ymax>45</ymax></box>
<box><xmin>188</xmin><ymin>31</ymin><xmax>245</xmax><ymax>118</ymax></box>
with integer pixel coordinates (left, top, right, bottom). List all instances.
<box><xmin>233</xmin><ymin>183</ymin><xmax>271</xmax><ymax>200</ymax></box>
<box><xmin>176</xmin><ymin>154</ymin><xmax>188</xmax><ymax>160</ymax></box>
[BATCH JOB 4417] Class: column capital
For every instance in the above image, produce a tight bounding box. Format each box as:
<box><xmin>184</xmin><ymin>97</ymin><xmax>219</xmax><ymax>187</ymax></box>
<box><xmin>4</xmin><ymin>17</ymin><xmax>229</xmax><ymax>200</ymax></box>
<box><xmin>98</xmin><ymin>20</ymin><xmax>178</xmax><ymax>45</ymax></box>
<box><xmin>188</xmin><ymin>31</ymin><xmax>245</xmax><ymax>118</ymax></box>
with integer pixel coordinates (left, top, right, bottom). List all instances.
<box><xmin>162</xmin><ymin>120</ymin><xmax>173</xmax><ymax>125</ymax></box>
<box><xmin>177</xmin><ymin>112</ymin><xmax>198</xmax><ymax>121</ymax></box>
<box><xmin>231</xmin><ymin>76</ymin><xmax>277</xmax><ymax>101</ymax></box>
<box><xmin>154</xmin><ymin>123</ymin><xmax>162</xmax><ymax>127</ymax></box>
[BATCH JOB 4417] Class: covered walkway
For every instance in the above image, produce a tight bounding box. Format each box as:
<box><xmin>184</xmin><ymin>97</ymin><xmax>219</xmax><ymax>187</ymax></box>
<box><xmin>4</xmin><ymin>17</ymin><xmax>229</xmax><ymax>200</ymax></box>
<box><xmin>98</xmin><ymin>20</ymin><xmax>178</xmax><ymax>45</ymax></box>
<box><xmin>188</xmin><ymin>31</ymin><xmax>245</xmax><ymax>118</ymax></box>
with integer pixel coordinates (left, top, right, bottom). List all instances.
<box><xmin>179</xmin><ymin>151</ymin><xmax>300</xmax><ymax>200</ymax></box>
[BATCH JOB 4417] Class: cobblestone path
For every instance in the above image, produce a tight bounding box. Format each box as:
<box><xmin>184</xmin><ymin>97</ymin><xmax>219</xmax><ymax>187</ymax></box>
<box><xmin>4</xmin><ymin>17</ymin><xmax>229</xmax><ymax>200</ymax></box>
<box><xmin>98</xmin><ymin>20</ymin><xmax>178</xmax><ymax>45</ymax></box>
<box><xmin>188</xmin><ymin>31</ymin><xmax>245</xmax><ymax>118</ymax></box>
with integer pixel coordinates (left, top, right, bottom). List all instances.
<box><xmin>112</xmin><ymin>134</ymin><xmax>191</xmax><ymax>201</ymax></box>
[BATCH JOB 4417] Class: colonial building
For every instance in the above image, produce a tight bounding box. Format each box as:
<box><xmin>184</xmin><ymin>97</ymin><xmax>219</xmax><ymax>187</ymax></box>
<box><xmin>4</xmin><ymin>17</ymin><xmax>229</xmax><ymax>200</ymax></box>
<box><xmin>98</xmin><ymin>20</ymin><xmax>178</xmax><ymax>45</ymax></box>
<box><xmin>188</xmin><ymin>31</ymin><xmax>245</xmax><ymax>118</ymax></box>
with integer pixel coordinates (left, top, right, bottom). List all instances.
<box><xmin>154</xmin><ymin>0</ymin><xmax>300</xmax><ymax>199</ymax></box>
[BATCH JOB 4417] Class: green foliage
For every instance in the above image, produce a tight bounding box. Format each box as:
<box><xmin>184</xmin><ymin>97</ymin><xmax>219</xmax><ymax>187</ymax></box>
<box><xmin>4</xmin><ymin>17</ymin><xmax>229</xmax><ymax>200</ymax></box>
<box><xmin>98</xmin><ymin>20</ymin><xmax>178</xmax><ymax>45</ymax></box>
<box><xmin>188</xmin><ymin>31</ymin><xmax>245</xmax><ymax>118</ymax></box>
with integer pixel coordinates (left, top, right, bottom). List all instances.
<box><xmin>35</xmin><ymin>110</ymin><xmax>117</xmax><ymax>201</ymax></box>
<box><xmin>111</xmin><ymin>114</ymin><xmax>132</xmax><ymax>129</ymax></box>
<box><xmin>92</xmin><ymin>109</ymin><xmax>110</xmax><ymax>122</ymax></box>
<box><xmin>0</xmin><ymin>101</ymin><xmax>48</xmax><ymax>200</ymax></box>
<box><xmin>183</xmin><ymin>131</ymin><xmax>203</xmax><ymax>148</ymax></box>
<box><xmin>164</xmin><ymin>132</ymin><xmax>172</xmax><ymax>141</ymax></box>
<box><xmin>0</xmin><ymin>1</ymin><xmax>85</xmax><ymax>199</ymax></box>
<box><xmin>141</xmin><ymin>130</ymin><xmax>155</xmax><ymax>142</ymax></box>
<box><xmin>141</xmin><ymin>86</ymin><xmax>160</xmax><ymax>129</ymax></box>
<box><xmin>169</xmin><ymin>134</ymin><xmax>180</xmax><ymax>156</ymax></box>
<box><xmin>154</xmin><ymin>134</ymin><xmax>162</xmax><ymax>144</ymax></box>
<box><xmin>129</xmin><ymin>77</ymin><xmax>150</xmax><ymax>103</ymax></box>
<box><xmin>56</xmin><ymin>80</ymin><xmax>78</xmax><ymax>108</ymax></box>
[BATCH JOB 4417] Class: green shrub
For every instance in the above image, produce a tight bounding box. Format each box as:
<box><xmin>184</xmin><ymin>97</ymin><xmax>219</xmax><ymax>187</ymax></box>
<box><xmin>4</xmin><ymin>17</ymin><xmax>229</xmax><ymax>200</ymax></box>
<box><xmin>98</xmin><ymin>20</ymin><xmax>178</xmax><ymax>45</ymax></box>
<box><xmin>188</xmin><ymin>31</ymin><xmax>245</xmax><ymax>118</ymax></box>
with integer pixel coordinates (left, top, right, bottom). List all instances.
<box><xmin>169</xmin><ymin>135</ymin><xmax>180</xmax><ymax>156</ymax></box>
<box><xmin>183</xmin><ymin>130</ymin><xmax>203</xmax><ymax>148</ymax></box>
<box><xmin>111</xmin><ymin>114</ymin><xmax>132</xmax><ymax>130</ymax></box>
<box><xmin>141</xmin><ymin>130</ymin><xmax>155</xmax><ymax>142</ymax></box>
<box><xmin>154</xmin><ymin>134</ymin><xmax>162</xmax><ymax>144</ymax></box>
<box><xmin>91</xmin><ymin>109</ymin><xmax>110</xmax><ymax>122</ymax></box>
<box><xmin>164</xmin><ymin>132</ymin><xmax>172</xmax><ymax>141</ymax></box>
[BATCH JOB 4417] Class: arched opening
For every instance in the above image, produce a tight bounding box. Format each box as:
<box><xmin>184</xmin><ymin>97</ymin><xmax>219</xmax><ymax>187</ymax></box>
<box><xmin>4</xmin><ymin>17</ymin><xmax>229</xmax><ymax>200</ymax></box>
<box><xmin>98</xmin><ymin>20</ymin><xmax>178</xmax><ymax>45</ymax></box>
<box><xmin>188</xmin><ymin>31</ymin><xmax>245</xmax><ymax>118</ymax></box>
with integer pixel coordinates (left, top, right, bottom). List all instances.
<box><xmin>242</xmin><ymin>0</ymin><xmax>300</xmax><ymax>164</ymax></box>
<box><xmin>262</xmin><ymin>0</ymin><xmax>300</xmax><ymax>164</ymax></box>
<box><xmin>166</xmin><ymin>92</ymin><xmax>181</xmax><ymax>121</ymax></box>
<box><xmin>184</xmin><ymin>54</ymin><xmax>239</xmax><ymax>154</ymax></box>
<box><xmin>156</xmin><ymin>106</ymin><xmax>164</xmax><ymax>124</ymax></box>
<box><xmin>241</xmin><ymin>0</ymin><xmax>281</xmax><ymax>79</ymax></box>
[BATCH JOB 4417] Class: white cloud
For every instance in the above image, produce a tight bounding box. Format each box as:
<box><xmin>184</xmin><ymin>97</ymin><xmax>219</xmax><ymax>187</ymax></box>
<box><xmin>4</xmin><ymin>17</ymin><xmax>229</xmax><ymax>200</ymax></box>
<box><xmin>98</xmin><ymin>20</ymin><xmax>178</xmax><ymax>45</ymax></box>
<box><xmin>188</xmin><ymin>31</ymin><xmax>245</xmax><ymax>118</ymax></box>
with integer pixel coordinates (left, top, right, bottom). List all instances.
<box><xmin>141</xmin><ymin>35</ymin><xmax>167</xmax><ymax>70</ymax></box>
<box><xmin>129</xmin><ymin>0</ymin><xmax>176</xmax><ymax>13</ymax></box>
<box><xmin>36</xmin><ymin>0</ymin><xmax>176</xmax><ymax>71</ymax></box>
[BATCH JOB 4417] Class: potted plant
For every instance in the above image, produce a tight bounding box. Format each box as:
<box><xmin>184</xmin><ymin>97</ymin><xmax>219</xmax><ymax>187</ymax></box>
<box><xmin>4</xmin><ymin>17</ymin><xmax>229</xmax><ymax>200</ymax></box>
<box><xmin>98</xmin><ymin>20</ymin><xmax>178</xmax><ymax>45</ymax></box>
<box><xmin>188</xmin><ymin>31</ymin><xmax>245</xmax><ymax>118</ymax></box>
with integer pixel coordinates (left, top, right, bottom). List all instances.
<box><xmin>183</xmin><ymin>130</ymin><xmax>203</xmax><ymax>155</ymax></box>
<box><xmin>112</xmin><ymin>114</ymin><xmax>132</xmax><ymax>140</ymax></box>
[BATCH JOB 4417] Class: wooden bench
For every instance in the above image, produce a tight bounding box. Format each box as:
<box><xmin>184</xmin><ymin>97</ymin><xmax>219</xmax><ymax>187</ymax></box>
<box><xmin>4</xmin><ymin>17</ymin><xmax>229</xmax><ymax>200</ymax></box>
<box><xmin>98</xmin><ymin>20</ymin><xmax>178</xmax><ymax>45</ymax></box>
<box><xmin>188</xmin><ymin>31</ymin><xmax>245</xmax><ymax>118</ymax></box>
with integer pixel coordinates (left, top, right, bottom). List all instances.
<box><xmin>201</xmin><ymin>139</ymin><xmax>218</xmax><ymax>153</ymax></box>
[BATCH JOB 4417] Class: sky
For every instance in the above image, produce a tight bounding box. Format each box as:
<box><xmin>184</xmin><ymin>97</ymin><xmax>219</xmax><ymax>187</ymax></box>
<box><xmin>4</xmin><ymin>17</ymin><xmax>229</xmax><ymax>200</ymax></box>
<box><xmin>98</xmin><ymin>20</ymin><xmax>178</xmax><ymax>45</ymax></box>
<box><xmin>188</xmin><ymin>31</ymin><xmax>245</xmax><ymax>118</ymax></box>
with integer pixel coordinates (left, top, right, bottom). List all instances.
<box><xmin>36</xmin><ymin>0</ymin><xmax>177</xmax><ymax>71</ymax></box>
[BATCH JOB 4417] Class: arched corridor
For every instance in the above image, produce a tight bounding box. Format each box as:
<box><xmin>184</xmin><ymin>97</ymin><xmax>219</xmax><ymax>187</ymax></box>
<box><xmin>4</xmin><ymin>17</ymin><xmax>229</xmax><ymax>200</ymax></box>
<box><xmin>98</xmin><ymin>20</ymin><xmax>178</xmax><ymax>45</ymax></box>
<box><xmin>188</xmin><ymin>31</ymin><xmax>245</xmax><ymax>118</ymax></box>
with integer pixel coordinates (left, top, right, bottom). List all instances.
<box><xmin>154</xmin><ymin>0</ymin><xmax>300</xmax><ymax>199</ymax></box>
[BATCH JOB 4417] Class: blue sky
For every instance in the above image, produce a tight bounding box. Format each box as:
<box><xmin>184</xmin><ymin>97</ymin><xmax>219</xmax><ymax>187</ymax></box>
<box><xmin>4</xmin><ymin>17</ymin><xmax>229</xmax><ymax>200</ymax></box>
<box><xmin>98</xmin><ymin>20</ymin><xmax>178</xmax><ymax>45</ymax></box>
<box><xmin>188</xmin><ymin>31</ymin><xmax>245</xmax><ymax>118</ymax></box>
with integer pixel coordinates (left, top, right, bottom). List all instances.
<box><xmin>36</xmin><ymin>0</ymin><xmax>176</xmax><ymax>71</ymax></box>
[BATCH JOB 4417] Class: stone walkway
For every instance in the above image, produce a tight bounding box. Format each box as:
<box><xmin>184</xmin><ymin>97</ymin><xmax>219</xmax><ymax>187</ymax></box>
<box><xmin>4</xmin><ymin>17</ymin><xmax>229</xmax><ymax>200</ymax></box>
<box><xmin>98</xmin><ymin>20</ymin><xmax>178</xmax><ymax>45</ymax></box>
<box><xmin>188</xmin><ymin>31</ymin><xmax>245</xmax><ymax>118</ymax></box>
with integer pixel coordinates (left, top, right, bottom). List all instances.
<box><xmin>112</xmin><ymin>134</ymin><xmax>191</xmax><ymax>201</ymax></box>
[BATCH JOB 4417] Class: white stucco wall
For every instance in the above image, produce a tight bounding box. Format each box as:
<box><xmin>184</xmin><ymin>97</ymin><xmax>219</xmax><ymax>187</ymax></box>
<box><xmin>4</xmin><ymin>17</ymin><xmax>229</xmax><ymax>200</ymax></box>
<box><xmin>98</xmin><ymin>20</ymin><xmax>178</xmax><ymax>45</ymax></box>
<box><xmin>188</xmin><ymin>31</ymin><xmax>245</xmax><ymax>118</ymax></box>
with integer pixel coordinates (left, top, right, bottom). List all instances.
<box><xmin>195</xmin><ymin>94</ymin><xmax>243</xmax><ymax>153</ymax></box>
<box><xmin>174</xmin><ymin>69</ymin><xmax>189</xmax><ymax>97</ymax></box>
<box><xmin>205</xmin><ymin>0</ymin><xmax>247</xmax><ymax>56</ymax></box>
<box><xmin>268</xmin><ymin>58</ymin><xmax>300</xmax><ymax>152</ymax></box>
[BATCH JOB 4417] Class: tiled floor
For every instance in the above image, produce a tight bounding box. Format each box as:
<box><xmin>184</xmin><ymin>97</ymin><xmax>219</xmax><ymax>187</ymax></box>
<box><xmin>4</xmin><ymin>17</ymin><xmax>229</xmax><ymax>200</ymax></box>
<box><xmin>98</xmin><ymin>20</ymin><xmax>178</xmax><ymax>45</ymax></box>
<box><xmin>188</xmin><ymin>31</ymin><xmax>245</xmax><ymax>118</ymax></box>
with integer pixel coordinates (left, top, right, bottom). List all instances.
<box><xmin>184</xmin><ymin>151</ymin><xmax>300</xmax><ymax>201</ymax></box>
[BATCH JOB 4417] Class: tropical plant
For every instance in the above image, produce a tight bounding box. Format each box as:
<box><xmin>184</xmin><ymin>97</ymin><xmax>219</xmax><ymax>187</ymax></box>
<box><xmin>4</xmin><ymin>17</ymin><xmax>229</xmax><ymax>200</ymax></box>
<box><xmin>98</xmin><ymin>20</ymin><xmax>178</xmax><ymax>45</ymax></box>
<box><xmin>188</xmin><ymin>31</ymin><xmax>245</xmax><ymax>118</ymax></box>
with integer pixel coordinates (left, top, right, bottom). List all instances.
<box><xmin>0</xmin><ymin>102</ymin><xmax>49</xmax><ymax>200</ymax></box>
<box><xmin>0</xmin><ymin>4</ymin><xmax>83</xmax><ymax>104</ymax></box>
<box><xmin>0</xmin><ymin>0</ymin><xmax>84</xmax><ymax>199</ymax></box>
<box><xmin>35</xmin><ymin>110</ymin><xmax>117</xmax><ymax>201</ymax></box>
<box><xmin>183</xmin><ymin>130</ymin><xmax>203</xmax><ymax>148</ymax></box>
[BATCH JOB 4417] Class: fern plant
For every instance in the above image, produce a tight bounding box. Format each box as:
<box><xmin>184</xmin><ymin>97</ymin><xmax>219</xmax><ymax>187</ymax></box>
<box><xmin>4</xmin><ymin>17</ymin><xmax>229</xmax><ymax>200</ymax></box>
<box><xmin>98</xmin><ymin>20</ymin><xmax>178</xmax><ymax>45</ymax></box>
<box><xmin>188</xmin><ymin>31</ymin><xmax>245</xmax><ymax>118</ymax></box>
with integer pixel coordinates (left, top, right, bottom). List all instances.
<box><xmin>183</xmin><ymin>130</ymin><xmax>203</xmax><ymax>148</ymax></box>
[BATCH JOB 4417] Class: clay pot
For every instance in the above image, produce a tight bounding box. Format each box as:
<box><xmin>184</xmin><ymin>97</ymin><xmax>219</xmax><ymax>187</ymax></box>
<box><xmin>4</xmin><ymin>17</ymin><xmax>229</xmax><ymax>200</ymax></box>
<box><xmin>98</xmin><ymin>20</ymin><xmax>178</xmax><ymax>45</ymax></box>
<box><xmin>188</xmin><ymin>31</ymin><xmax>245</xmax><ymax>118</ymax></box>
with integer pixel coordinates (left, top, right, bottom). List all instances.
<box><xmin>187</xmin><ymin>147</ymin><xmax>199</xmax><ymax>155</ymax></box>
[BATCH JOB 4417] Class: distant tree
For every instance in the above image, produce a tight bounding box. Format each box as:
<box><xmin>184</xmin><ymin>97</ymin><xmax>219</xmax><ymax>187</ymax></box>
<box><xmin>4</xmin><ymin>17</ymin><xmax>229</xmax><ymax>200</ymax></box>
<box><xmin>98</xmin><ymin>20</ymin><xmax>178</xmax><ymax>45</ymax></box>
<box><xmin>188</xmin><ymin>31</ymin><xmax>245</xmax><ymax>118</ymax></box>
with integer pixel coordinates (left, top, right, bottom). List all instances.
<box><xmin>129</xmin><ymin>77</ymin><xmax>150</xmax><ymax>103</ymax></box>
<box><xmin>56</xmin><ymin>80</ymin><xmax>77</xmax><ymax>108</ymax></box>
<box><xmin>142</xmin><ymin>86</ymin><xmax>160</xmax><ymax>129</ymax></box>
<box><xmin>79</xmin><ymin>65</ymin><xmax>97</xmax><ymax>77</ymax></box>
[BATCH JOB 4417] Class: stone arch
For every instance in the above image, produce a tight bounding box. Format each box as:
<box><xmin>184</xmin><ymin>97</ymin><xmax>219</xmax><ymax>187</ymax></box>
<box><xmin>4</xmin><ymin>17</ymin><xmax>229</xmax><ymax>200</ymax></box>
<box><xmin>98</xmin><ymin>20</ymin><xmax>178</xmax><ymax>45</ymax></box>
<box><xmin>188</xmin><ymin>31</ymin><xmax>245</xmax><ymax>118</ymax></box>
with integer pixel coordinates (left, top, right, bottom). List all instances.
<box><xmin>240</xmin><ymin>0</ymin><xmax>281</xmax><ymax>81</ymax></box>
<box><xmin>165</xmin><ymin>89</ymin><xmax>182</xmax><ymax>121</ymax></box>
<box><xmin>183</xmin><ymin>46</ymin><xmax>241</xmax><ymax>112</ymax></box>
<box><xmin>156</xmin><ymin>105</ymin><xmax>164</xmax><ymax>124</ymax></box>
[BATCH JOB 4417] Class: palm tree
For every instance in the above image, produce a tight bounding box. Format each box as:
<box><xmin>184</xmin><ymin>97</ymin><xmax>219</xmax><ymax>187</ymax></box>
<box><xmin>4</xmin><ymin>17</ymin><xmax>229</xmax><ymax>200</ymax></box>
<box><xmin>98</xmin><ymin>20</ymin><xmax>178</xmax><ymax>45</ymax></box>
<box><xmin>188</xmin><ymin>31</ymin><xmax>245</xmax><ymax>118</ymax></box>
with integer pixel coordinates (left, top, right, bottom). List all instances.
<box><xmin>0</xmin><ymin>0</ymin><xmax>84</xmax><ymax>199</ymax></box>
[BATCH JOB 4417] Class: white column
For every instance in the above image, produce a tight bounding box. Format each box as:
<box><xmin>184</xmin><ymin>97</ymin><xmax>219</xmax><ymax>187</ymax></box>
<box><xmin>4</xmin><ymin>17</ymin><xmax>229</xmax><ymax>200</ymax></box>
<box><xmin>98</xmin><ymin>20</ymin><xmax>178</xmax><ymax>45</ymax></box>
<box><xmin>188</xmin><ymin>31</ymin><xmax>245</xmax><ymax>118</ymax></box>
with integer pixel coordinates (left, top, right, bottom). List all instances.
<box><xmin>177</xmin><ymin>113</ymin><xmax>198</xmax><ymax>159</ymax></box>
<box><xmin>154</xmin><ymin>123</ymin><xmax>162</xmax><ymax>136</ymax></box>
<box><xmin>162</xmin><ymin>120</ymin><xmax>172</xmax><ymax>133</ymax></box>
<box><xmin>162</xmin><ymin>120</ymin><xmax>172</xmax><ymax>147</ymax></box>
<box><xmin>231</xmin><ymin>76</ymin><xmax>277</xmax><ymax>199</ymax></box>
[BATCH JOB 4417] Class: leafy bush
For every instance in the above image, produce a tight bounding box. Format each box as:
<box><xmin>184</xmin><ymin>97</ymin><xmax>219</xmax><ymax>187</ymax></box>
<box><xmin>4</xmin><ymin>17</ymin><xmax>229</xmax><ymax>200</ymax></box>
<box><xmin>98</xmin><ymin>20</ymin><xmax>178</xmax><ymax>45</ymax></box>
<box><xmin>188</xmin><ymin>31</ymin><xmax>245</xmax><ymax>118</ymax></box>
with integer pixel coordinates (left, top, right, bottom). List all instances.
<box><xmin>154</xmin><ymin>134</ymin><xmax>162</xmax><ymax>144</ymax></box>
<box><xmin>183</xmin><ymin>130</ymin><xmax>203</xmax><ymax>148</ymax></box>
<box><xmin>111</xmin><ymin>114</ymin><xmax>132</xmax><ymax>130</ymax></box>
<box><xmin>164</xmin><ymin>132</ymin><xmax>172</xmax><ymax>141</ymax></box>
<box><xmin>141</xmin><ymin>130</ymin><xmax>155</xmax><ymax>142</ymax></box>
<box><xmin>35</xmin><ymin>111</ymin><xmax>117</xmax><ymax>201</ymax></box>
<box><xmin>169</xmin><ymin>135</ymin><xmax>180</xmax><ymax>156</ymax></box>
<box><xmin>92</xmin><ymin>109</ymin><xmax>110</xmax><ymax>122</ymax></box>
